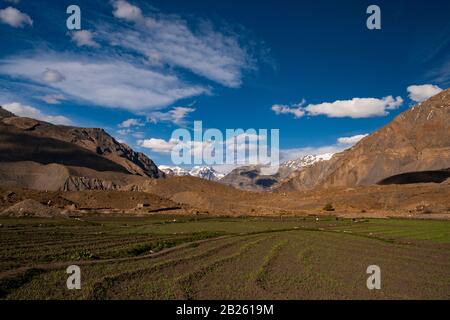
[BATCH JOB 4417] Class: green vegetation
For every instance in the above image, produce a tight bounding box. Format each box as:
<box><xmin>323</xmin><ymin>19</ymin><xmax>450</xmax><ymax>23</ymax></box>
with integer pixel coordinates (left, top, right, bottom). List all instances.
<box><xmin>127</xmin><ymin>232</ymin><xmax>222</xmax><ymax>257</ymax></box>
<box><xmin>0</xmin><ymin>215</ymin><xmax>449</xmax><ymax>300</ymax></box>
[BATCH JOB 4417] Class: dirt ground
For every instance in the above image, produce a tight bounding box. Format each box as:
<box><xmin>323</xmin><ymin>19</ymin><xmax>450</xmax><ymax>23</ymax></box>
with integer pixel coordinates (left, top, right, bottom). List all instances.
<box><xmin>2</xmin><ymin>176</ymin><xmax>449</xmax><ymax>219</ymax></box>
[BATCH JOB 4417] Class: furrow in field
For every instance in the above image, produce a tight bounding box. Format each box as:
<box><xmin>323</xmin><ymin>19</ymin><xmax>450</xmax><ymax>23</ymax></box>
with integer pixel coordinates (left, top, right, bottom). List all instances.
<box><xmin>88</xmin><ymin>235</ymin><xmax>262</xmax><ymax>300</ymax></box>
<box><xmin>253</xmin><ymin>239</ymin><xmax>289</xmax><ymax>291</ymax></box>
<box><xmin>176</xmin><ymin>236</ymin><xmax>269</xmax><ymax>300</ymax></box>
<box><xmin>299</xmin><ymin>230</ymin><xmax>450</xmax><ymax>270</ymax></box>
<box><xmin>0</xmin><ymin>234</ymin><xmax>176</xmax><ymax>260</ymax></box>
<box><xmin>0</xmin><ymin>233</ymin><xmax>146</xmax><ymax>250</ymax></box>
<box><xmin>2</xmin><ymin>235</ymin><xmax>240</xmax><ymax>299</ymax></box>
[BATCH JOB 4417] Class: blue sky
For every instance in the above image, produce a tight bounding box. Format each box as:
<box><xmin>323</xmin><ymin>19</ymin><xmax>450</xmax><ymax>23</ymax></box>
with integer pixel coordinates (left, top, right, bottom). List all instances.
<box><xmin>0</xmin><ymin>0</ymin><xmax>449</xmax><ymax>171</ymax></box>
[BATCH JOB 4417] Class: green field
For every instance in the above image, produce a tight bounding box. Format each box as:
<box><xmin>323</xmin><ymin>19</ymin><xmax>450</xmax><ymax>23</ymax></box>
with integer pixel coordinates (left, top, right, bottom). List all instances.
<box><xmin>0</xmin><ymin>215</ymin><xmax>449</xmax><ymax>299</ymax></box>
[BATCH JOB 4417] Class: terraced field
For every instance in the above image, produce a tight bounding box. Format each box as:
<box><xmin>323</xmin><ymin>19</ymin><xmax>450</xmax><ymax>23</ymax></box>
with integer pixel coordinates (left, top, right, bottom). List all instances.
<box><xmin>0</xmin><ymin>216</ymin><xmax>449</xmax><ymax>299</ymax></box>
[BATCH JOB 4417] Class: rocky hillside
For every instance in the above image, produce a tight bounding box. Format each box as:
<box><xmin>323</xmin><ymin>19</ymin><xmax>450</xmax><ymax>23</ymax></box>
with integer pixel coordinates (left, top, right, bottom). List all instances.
<box><xmin>0</xmin><ymin>107</ymin><xmax>163</xmax><ymax>178</ymax></box>
<box><xmin>220</xmin><ymin>165</ymin><xmax>283</xmax><ymax>191</ymax></box>
<box><xmin>281</xmin><ymin>88</ymin><xmax>450</xmax><ymax>190</ymax></box>
<box><xmin>0</xmin><ymin>107</ymin><xmax>163</xmax><ymax>190</ymax></box>
<box><xmin>220</xmin><ymin>153</ymin><xmax>334</xmax><ymax>191</ymax></box>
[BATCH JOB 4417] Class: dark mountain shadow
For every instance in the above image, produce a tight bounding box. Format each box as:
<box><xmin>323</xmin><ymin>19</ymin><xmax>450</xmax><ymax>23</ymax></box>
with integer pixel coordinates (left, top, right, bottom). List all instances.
<box><xmin>0</xmin><ymin>129</ymin><xmax>129</xmax><ymax>174</ymax></box>
<box><xmin>378</xmin><ymin>169</ymin><xmax>450</xmax><ymax>185</ymax></box>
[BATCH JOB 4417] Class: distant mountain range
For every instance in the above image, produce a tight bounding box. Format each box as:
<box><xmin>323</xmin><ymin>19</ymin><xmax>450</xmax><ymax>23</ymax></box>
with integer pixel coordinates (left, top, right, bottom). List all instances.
<box><xmin>219</xmin><ymin>153</ymin><xmax>335</xmax><ymax>191</ymax></box>
<box><xmin>159</xmin><ymin>154</ymin><xmax>334</xmax><ymax>186</ymax></box>
<box><xmin>0</xmin><ymin>88</ymin><xmax>448</xmax><ymax>194</ymax></box>
<box><xmin>159</xmin><ymin>165</ymin><xmax>225</xmax><ymax>181</ymax></box>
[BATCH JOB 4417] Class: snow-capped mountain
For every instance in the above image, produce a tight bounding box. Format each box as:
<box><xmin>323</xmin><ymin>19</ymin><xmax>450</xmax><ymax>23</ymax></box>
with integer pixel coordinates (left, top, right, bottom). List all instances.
<box><xmin>158</xmin><ymin>165</ymin><xmax>225</xmax><ymax>181</ymax></box>
<box><xmin>189</xmin><ymin>166</ymin><xmax>225</xmax><ymax>181</ymax></box>
<box><xmin>281</xmin><ymin>153</ymin><xmax>334</xmax><ymax>170</ymax></box>
<box><xmin>158</xmin><ymin>165</ymin><xmax>189</xmax><ymax>176</ymax></box>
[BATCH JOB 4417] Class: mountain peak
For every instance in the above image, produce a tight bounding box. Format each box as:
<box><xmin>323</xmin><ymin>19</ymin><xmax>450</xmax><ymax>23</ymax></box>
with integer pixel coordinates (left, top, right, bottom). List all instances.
<box><xmin>159</xmin><ymin>165</ymin><xmax>224</xmax><ymax>181</ymax></box>
<box><xmin>0</xmin><ymin>106</ymin><xmax>15</xmax><ymax>119</ymax></box>
<box><xmin>281</xmin><ymin>153</ymin><xmax>335</xmax><ymax>170</ymax></box>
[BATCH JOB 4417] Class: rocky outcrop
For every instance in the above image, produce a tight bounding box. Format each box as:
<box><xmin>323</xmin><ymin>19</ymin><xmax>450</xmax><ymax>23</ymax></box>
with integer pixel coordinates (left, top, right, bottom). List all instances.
<box><xmin>62</xmin><ymin>176</ymin><xmax>120</xmax><ymax>191</ymax></box>
<box><xmin>66</xmin><ymin>127</ymin><xmax>163</xmax><ymax>178</ymax></box>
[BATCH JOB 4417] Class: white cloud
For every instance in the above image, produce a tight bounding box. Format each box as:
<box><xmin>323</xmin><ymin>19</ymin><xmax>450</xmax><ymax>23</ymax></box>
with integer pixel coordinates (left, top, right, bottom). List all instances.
<box><xmin>2</xmin><ymin>102</ymin><xmax>72</xmax><ymax>125</ymax></box>
<box><xmin>140</xmin><ymin>132</ymin><xmax>267</xmax><ymax>167</ymax></box>
<box><xmin>271</xmin><ymin>100</ymin><xmax>306</xmax><ymax>118</ymax></box>
<box><xmin>143</xmin><ymin>132</ymin><xmax>367</xmax><ymax>164</ymax></box>
<box><xmin>39</xmin><ymin>93</ymin><xmax>66</xmax><ymax>104</ymax></box>
<box><xmin>407</xmin><ymin>84</ymin><xmax>443</xmax><ymax>102</ymax></box>
<box><xmin>337</xmin><ymin>134</ymin><xmax>368</xmax><ymax>145</ymax></box>
<box><xmin>0</xmin><ymin>1</ymin><xmax>258</xmax><ymax>117</ymax></box>
<box><xmin>112</xmin><ymin>0</ymin><xmax>143</xmax><ymax>21</ymax></box>
<box><xmin>42</xmin><ymin>68</ymin><xmax>65</xmax><ymax>83</ymax></box>
<box><xmin>69</xmin><ymin>30</ymin><xmax>100</xmax><ymax>48</ymax></box>
<box><xmin>305</xmin><ymin>96</ymin><xmax>403</xmax><ymax>118</ymax></box>
<box><xmin>118</xmin><ymin>118</ymin><xmax>144</xmax><ymax>128</ymax></box>
<box><xmin>148</xmin><ymin>106</ymin><xmax>195</xmax><ymax>125</ymax></box>
<box><xmin>0</xmin><ymin>6</ymin><xmax>32</xmax><ymax>28</ymax></box>
<box><xmin>139</xmin><ymin>138</ymin><xmax>208</xmax><ymax>158</ymax></box>
<box><xmin>0</xmin><ymin>53</ymin><xmax>209</xmax><ymax>111</ymax></box>
<box><xmin>139</xmin><ymin>138</ymin><xmax>179</xmax><ymax>154</ymax></box>
<box><xmin>427</xmin><ymin>61</ymin><xmax>450</xmax><ymax>87</ymax></box>
<box><xmin>106</xmin><ymin>0</ymin><xmax>253</xmax><ymax>88</ymax></box>
<box><xmin>170</xmin><ymin>107</ymin><xmax>196</xmax><ymax>124</ymax></box>
<box><xmin>117</xmin><ymin>128</ymin><xmax>132</xmax><ymax>136</ymax></box>
<box><xmin>132</xmin><ymin>131</ymin><xmax>144</xmax><ymax>139</ymax></box>
<box><xmin>272</xmin><ymin>96</ymin><xmax>403</xmax><ymax>119</ymax></box>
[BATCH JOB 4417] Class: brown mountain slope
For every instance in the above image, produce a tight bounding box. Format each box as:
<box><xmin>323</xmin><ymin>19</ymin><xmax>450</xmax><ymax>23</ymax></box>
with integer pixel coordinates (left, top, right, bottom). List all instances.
<box><xmin>129</xmin><ymin>175</ymin><xmax>262</xmax><ymax>215</ymax></box>
<box><xmin>281</xmin><ymin>88</ymin><xmax>450</xmax><ymax>190</ymax></box>
<box><xmin>0</xmin><ymin>161</ymin><xmax>148</xmax><ymax>191</ymax></box>
<box><xmin>122</xmin><ymin>175</ymin><xmax>450</xmax><ymax>218</ymax></box>
<box><xmin>0</xmin><ymin>107</ymin><xmax>163</xmax><ymax>179</ymax></box>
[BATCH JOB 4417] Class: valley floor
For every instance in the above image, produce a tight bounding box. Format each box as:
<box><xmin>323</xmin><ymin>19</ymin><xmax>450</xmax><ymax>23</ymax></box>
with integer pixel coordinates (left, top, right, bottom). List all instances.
<box><xmin>0</xmin><ymin>215</ymin><xmax>449</xmax><ymax>300</ymax></box>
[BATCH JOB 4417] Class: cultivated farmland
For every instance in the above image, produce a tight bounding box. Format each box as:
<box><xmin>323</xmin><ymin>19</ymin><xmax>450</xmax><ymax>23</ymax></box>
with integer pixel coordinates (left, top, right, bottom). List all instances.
<box><xmin>0</xmin><ymin>216</ymin><xmax>449</xmax><ymax>299</ymax></box>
